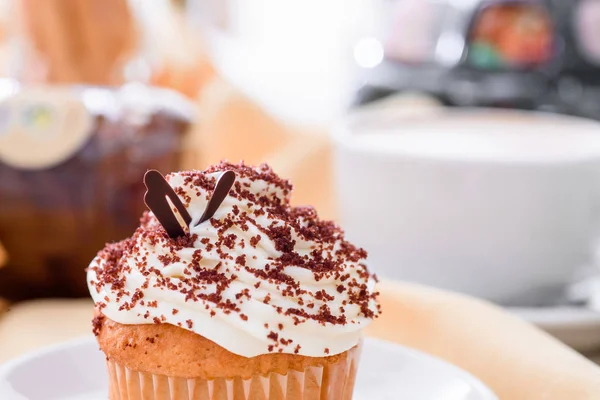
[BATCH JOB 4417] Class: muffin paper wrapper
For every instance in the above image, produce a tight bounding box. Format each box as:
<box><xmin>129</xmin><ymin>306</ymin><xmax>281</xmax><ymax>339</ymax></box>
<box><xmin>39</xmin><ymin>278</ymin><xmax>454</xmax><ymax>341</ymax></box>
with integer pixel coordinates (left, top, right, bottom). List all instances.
<box><xmin>106</xmin><ymin>344</ymin><xmax>361</xmax><ymax>400</ymax></box>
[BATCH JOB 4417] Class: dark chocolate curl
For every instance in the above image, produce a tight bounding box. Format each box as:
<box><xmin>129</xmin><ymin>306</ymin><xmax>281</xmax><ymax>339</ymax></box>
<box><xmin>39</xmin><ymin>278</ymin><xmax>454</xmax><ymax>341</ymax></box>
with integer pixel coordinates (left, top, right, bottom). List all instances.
<box><xmin>143</xmin><ymin>170</ymin><xmax>192</xmax><ymax>238</ymax></box>
<box><xmin>197</xmin><ymin>170</ymin><xmax>236</xmax><ymax>225</ymax></box>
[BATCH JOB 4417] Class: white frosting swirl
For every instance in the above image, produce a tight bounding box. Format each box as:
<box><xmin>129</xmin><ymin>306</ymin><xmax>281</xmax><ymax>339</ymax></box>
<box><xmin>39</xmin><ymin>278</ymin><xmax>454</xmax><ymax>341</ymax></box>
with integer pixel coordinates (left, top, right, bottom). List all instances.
<box><xmin>87</xmin><ymin>163</ymin><xmax>380</xmax><ymax>357</ymax></box>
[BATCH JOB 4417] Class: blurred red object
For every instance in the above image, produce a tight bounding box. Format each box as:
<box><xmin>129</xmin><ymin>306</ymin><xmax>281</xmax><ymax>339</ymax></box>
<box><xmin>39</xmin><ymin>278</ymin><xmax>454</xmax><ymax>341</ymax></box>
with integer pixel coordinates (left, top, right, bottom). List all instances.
<box><xmin>470</xmin><ymin>4</ymin><xmax>554</xmax><ymax>67</ymax></box>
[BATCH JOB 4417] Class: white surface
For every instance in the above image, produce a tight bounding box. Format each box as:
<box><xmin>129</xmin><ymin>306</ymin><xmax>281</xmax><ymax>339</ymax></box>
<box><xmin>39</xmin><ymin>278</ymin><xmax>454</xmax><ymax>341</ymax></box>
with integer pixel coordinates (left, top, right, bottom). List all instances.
<box><xmin>0</xmin><ymin>336</ymin><xmax>497</xmax><ymax>400</ymax></box>
<box><xmin>189</xmin><ymin>0</ymin><xmax>364</xmax><ymax>126</ymax></box>
<box><xmin>333</xmin><ymin>107</ymin><xmax>600</xmax><ymax>306</ymax></box>
<box><xmin>511</xmin><ymin>306</ymin><xmax>600</xmax><ymax>354</ymax></box>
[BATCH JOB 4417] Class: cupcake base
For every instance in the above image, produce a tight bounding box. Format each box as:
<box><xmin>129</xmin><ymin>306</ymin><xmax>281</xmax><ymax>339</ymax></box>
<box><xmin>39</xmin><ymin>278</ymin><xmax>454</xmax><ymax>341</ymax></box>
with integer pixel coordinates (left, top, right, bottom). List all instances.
<box><xmin>106</xmin><ymin>343</ymin><xmax>360</xmax><ymax>400</ymax></box>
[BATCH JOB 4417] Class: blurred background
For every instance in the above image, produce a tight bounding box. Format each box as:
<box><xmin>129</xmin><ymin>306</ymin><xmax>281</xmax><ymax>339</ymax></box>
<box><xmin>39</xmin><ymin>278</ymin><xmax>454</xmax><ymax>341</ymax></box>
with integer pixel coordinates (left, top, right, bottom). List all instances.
<box><xmin>1</xmin><ymin>0</ymin><xmax>600</xmax><ymax>360</ymax></box>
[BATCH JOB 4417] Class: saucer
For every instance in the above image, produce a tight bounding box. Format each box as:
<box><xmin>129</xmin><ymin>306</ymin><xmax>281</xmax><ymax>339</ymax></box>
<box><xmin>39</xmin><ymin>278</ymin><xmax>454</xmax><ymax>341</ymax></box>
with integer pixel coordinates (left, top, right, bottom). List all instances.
<box><xmin>0</xmin><ymin>336</ymin><xmax>497</xmax><ymax>400</ymax></box>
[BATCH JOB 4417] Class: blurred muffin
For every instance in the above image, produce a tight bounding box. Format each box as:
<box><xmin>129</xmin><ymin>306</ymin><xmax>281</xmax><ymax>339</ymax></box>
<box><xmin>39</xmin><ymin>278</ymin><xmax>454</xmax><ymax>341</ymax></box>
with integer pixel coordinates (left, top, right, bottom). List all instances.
<box><xmin>0</xmin><ymin>85</ymin><xmax>193</xmax><ymax>299</ymax></box>
<box><xmin>88</xmin><ymin>162</ymin><xmax>381</xmax><ymax>399</ymax></box>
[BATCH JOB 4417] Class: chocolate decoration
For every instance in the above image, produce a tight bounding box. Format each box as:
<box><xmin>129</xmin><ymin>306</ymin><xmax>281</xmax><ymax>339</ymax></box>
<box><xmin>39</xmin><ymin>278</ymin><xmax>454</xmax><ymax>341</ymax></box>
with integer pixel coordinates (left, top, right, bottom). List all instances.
<box><xmin>197</xmin><ymin>170</ymin><xmax>236</xmax><ymax>225</ymax></box>
<box><xmin>143</xmin><ymin>170</ymin><xmax>192</xmax><ymax>238</ymax></box>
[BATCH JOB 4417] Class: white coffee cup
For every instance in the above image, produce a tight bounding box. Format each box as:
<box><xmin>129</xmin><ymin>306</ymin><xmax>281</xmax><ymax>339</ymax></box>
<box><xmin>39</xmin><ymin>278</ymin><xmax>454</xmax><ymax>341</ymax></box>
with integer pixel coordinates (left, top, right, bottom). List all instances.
<box><xmin>333</xmin><ymin>107</ymin><xmax>600</xmax><ymax>306</ymax></box>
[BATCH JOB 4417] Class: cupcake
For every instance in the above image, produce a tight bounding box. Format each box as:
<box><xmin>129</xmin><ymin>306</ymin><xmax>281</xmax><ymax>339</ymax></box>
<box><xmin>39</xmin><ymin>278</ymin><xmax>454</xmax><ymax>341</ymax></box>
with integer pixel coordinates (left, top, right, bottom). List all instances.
<box><xmin>87</xmin><ymin>162</ymin><xmax>381</xmax><ymax>400</ymax></box>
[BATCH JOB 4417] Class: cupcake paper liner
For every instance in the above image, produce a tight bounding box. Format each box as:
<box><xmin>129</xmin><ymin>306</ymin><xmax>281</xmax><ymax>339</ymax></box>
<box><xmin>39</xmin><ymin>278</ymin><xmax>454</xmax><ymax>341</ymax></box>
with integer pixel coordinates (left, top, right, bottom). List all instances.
<box><xmin>106</xmin><ymin>344</ymin><xmax>361</xmax><ymax>400</ymax></box>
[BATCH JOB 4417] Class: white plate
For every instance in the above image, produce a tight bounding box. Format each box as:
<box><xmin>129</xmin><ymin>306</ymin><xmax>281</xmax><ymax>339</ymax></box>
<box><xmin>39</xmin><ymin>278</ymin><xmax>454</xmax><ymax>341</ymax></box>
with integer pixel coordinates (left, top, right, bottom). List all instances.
<box><xmin>0</xmin><ymin>336</ymin><xmax>496</xmax><ymax>400</ymax></box>
<box><xmin>510</xmin><ymin>306</ymin><xmax>600</xmax><ymax>354</ymax></box>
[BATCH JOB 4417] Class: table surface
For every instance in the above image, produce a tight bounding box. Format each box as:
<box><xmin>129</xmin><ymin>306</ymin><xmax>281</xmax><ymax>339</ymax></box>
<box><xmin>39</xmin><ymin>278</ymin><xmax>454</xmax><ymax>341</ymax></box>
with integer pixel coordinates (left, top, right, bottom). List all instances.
<box><xmin>2</xmin><ymin>280</ymin><xmax>600</xmax><ymax>399</ymax></box>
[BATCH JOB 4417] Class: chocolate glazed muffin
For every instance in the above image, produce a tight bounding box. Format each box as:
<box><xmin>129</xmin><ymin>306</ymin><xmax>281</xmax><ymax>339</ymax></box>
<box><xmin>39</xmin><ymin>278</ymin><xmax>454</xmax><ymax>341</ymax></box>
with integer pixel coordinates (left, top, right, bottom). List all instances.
<box><xmin>0</xmin><ymin>85</ymin><xmax>193</xmax><ymax>299</ymax></box>
<box><xmin>88</xmin><ymin>162</ymin><xmax>381</xmax><ymax>400</ymax></box>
